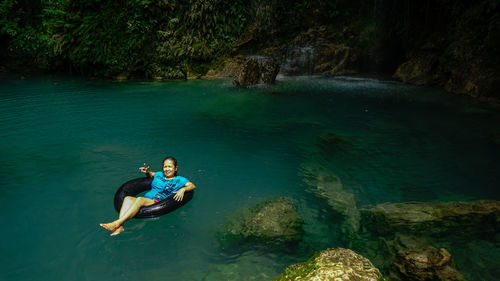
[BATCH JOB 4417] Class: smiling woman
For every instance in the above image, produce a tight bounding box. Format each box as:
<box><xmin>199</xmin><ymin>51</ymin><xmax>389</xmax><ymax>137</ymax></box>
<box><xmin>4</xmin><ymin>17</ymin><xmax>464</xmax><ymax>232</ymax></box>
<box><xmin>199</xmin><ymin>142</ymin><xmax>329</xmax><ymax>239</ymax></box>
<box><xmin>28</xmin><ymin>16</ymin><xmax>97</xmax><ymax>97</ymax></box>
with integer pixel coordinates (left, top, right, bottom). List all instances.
<box><xmin>99</xmin><ymin>156</ymin><xmax>196</xmax><ymax>236</ymax></box>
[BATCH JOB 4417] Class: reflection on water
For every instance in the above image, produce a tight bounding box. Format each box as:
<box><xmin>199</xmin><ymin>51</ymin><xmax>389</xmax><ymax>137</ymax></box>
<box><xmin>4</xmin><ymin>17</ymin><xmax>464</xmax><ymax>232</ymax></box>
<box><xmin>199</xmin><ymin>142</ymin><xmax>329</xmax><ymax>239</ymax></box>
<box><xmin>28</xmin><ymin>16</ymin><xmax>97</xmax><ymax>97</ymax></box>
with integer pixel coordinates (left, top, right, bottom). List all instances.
<box><xmin>0</xmin><ymin>75</ymin><xmax>499</xmax><ymax>280</ymax></box>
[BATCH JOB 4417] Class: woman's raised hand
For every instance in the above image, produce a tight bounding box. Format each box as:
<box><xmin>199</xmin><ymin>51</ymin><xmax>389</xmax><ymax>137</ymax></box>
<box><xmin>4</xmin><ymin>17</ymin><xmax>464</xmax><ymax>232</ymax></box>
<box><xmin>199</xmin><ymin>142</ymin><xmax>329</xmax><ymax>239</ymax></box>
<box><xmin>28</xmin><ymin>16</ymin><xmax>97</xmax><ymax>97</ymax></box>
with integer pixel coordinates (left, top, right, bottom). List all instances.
<box><xmin>139</xmin><ymin>163</ymin><xmax>150</xmax><ymax>173</ymax></box>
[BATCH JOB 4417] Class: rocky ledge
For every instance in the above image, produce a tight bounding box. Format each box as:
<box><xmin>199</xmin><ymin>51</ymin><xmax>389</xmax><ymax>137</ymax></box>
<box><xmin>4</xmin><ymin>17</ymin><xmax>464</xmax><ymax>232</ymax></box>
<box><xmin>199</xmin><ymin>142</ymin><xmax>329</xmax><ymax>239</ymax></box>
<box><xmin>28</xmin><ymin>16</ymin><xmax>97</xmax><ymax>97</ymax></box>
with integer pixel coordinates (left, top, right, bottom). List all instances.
<box><xmin>360</xmin><ymin>200</ymin><xmax>500</xmax><ymax>238</ymax></box>
<box><xmin>273</xmin><ymin>248</ymin><xmax>383</xmax><ymax>281</ymax></box>
<box><xmin>389</xmin><ymin>235</ymin><xmax>465</xmax><ymax>281</ymax></box>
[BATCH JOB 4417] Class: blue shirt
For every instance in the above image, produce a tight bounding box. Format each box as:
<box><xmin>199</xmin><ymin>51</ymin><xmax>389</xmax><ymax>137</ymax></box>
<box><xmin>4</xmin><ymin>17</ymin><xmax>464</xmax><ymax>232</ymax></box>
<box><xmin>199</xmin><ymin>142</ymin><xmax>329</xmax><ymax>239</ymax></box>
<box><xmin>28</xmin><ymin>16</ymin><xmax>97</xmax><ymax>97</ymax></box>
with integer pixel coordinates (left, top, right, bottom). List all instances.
<box><xmin>143</xmin><ymin>173</ymin><xmax>189</xmax><ymax>201</ymax></box>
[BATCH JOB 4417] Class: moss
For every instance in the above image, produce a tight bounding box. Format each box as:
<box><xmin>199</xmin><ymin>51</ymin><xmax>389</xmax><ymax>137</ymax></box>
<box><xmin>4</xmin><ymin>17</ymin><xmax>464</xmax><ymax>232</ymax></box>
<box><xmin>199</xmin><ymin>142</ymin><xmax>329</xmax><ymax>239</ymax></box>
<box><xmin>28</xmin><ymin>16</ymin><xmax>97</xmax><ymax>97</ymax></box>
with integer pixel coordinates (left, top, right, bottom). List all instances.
<box><xmin>273</xmin><ymin>252</ymin><xmax>322</xmax><ymax>281</ymax></box>
<box><xmin>273</xmin><ymin>248</ymin><xmax>385</xmax><ymax>281</ymax></box>
<box><xmin>217</xmin><ymin>197</ymin><xmax>304</xmax><ymax>248</ymax></box>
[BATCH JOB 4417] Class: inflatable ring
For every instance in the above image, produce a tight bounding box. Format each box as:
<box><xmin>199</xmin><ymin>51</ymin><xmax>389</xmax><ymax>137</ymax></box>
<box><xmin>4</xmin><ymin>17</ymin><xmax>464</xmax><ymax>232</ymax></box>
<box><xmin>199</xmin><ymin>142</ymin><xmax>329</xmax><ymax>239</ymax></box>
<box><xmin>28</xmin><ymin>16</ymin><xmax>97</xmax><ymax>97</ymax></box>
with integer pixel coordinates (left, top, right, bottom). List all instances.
<box><xmin>114</xmin><ymin>177</ymin><xmax>194</xmax><ymax>218</ymax></box>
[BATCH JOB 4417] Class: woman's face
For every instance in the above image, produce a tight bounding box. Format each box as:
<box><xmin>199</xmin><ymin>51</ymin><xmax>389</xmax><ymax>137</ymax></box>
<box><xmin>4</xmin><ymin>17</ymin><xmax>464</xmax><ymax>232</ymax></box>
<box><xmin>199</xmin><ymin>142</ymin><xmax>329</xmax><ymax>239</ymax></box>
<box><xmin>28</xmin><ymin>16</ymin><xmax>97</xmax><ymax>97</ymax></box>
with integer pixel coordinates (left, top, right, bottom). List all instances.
<box><xmin>163</xmin><ymin>159</ymin><xmax>177</xmax><ymax>178</ymax></box>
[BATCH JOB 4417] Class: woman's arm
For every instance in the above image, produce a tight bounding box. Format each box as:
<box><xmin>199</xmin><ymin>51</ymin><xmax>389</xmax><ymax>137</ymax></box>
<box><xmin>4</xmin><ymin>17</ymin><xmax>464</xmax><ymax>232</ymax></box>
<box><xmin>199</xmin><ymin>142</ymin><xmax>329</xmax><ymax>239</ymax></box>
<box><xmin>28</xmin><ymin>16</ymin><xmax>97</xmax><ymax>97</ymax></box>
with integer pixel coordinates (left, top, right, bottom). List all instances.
<box><xmin>139</xmin><ymin>163</ymin><xmax>156</xmax><ymax>178</ymax></box>
<box><xmin>173</xmin><ymin>182</ymin><xmax>196</xmax><ymax>201</ymax></box>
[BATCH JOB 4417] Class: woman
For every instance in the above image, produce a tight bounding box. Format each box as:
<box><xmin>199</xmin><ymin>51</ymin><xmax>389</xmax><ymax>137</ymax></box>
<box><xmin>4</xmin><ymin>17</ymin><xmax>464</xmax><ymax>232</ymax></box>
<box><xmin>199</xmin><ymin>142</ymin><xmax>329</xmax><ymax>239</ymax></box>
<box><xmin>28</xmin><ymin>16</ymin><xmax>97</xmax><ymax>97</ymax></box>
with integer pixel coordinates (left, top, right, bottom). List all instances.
<box><xmin>100</xmin><ymin>156</ymin><xmax>196</xmax><ymax>236</ymax></box>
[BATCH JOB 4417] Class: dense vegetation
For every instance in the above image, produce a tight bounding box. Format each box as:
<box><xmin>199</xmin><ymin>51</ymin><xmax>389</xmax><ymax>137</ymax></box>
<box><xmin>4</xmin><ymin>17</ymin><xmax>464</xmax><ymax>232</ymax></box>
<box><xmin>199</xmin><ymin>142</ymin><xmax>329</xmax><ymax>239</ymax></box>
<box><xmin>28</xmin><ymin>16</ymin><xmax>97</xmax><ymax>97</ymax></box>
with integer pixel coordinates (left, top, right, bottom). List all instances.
<box><xmin>1</xmin><ymin>0</ymin><xmax>498</xmax><ymax>79</ymax></box>
<box><xmin>1</xmin><ymin>0</ymin><xmax>251</xmax><ymax>78</ymax></box>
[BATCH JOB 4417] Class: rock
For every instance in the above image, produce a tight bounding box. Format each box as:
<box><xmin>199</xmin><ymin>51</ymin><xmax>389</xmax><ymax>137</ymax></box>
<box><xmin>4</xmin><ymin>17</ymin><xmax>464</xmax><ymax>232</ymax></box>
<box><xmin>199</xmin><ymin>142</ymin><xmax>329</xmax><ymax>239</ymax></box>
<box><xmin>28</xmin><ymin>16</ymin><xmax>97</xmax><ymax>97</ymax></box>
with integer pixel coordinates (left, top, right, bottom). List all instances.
<box><xmin>233</xmin><ymin>58</ymin><xmax>260</xmax><ymax>86</ymax></box>
<box><xmin>392</xmin><ymin>54</ymin><xmax>440</xmax><ymax>86</ymax></box>
<box><xmin>219</xmin><ymin>197</ymin><xmax>304</xmax><ymax>245</ymax></box>
<box><xmin>317</xmin><ymin>132</ymin><xmax>353</xmax><ymax>155</ymax></box>
<box><xmin>300</xmin><ymin>163</ymin><xmax>360</xmax><ymax>235</ymax></box>
<box><xmin>233</xmin><ymin>56</ymin><xmax>280</xmax><ymax>86</ymax></box>
<box><xmin>204</xmin><ymin>56</ymin><xmax>246</xmax><ymax>79</ymax></box>
<box><xmin>360</xmin><ymin>200</ymin><xmax>500</xmax><ymax>238</ymax></box>
<box><xmin>314</xmin><ymin>43</ymin><xmax>357</xmax><ymax>76</ymax></box>
<box><xmin>273</xmin><ymin>248</ymin><xmax>383</xmax><ymax>281</ymax></box>
<box><xmin>389</xmin><ymin>235</ymin><xmax>465</xmax><ymax>281</ymax></box>
<box><xmin>440</xmin><ymin>35</ymin><xmax>499</xmax><ymax>100</ymax></box>
<box><xmin>260</xmin><ymin>57</ymin><xmax>281</xmax><ymax>83</ymax></box>
<box><xmin>114</xmin><ymin>74</ymin><xmax>129</xmax><ymax>80</ymax></box>
<box><xmin>392</xmin><ymin>3</ymin><xmax>500</xmax><ymax>101</ymax></box>
<box><xmin>280</xmin><ymin>27</ymin><xmax>358</xmax><ymax>76</ymax></box>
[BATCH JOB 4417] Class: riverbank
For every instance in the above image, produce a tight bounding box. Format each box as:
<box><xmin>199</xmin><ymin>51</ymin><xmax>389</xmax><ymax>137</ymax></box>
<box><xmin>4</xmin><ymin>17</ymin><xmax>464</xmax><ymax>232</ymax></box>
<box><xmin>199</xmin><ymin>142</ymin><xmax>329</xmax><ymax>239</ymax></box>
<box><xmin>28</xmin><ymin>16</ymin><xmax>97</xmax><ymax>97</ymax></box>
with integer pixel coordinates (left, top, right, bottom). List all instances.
<box><xmin>2</xmin><ymin>1</ymin><xmax>498</xmax><ymax>102</ymax></box>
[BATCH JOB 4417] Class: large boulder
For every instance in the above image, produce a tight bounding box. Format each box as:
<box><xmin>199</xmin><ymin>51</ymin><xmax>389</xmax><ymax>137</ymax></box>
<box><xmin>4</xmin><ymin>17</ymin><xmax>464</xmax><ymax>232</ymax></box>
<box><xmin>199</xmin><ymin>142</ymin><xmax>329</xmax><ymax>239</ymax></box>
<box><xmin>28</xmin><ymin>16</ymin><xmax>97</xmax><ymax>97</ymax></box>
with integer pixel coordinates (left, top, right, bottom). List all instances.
<box><xmin>219</xmin><ymin>197</ymin><xmax>304</xmax><ymax>245</ymax></box>
<box><xmin>389</xmin><ymin>235</ymin><xmax>465</xmax><ymax>281</ymax></box>
<box><xmin>440</xmin><ymin>35</ymin><xmax>499</xmax><ymax>100</ymax></box>
<box><xmin>273</xmin><ymin>248</ymin><xmax>383</xmax><ymax>281</ymax></box>
<box><xmin>233</xmin><ymin>56</ymin><xmax>280</xmax><ymax>86</ymax></box>
<box><xmin>392</xmin><ymin>43</ymin><xmax>441</xmax><ymax>86</ymax></box>
<box><xmin>360</xmin><ymin>200</ymin><xmax>500</xmax><ymax>238</ymax></box>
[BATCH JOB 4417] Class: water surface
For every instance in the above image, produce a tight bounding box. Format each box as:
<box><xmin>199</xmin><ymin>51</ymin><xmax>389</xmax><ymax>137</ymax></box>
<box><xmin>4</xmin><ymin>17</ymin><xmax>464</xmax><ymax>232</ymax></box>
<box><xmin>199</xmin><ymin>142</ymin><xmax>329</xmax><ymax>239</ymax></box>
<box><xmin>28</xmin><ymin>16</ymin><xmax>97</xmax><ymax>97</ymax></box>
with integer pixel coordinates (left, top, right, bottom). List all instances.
<box><xmin>1</xmin><ymin>75</ymin><xmax>499</xmax><ymax>280</ymax></box>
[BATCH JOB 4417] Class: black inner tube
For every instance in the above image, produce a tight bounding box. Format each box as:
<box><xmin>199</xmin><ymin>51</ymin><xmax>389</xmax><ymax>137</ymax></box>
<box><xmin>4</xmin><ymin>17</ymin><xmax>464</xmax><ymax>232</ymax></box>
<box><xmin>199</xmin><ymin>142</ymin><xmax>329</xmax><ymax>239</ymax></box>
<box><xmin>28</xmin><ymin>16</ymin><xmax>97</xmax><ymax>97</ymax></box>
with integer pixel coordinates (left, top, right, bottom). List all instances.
<box><xmin>114</xmin><ymin>177</ymin><xmax>194</xmax><ymax>218</ymax></box>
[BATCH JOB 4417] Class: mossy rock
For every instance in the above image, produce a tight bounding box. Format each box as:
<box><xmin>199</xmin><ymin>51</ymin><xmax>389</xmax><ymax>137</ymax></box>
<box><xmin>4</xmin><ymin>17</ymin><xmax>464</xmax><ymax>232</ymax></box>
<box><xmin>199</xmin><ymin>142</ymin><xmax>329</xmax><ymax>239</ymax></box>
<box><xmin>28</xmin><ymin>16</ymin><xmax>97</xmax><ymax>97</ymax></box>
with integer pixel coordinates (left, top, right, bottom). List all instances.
<box><xmin>274</xmin><ymin>248</ymin><xmax>384</xmax><ymax>281</ymax></box>
<box><xmin>220</xmin><ymin>197</ymin><xmax>304</xmax><ymax>245</ymax></box>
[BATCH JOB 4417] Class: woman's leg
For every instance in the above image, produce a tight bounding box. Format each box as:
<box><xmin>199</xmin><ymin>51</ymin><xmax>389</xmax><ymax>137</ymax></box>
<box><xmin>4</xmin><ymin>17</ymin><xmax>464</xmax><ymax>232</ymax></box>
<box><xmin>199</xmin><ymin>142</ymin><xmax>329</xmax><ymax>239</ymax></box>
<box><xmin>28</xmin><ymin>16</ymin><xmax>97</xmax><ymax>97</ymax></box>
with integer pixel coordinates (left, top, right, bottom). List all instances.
<box><xmin>108</xmin><ymin>196</ymin><xmax>136</xmax><ymax>235</ymax></box>
<box><xmin>100</xmin><ymin>197</ymin><xmax>155</xmax><ymax>236</ymax></box>
<box><xmin>118</xmin><ymin>196</ymin><xmax>136</xmax><ymax>219</ymax></box>
<box><xmin>113</xmin><ymin>197</ymin><xmax>155</xmax><ymax>227</ymax></box>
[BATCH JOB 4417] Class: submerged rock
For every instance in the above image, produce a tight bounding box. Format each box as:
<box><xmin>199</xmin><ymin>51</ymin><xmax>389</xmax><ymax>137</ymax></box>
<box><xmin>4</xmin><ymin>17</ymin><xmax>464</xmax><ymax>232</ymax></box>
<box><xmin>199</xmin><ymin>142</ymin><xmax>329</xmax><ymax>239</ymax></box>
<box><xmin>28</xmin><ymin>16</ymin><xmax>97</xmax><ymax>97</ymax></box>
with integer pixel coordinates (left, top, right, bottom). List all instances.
<box><xmin>360</xmin><ymin>200</ymin><xmax>500</xmax><ymax>238</ymax></box>
<box><xmin>389</xmin><ymin>235</ymin><xmax>465</xmax><ymax>281</ymax></box>
<box><xmin>300</xmin><ymin>163</ymin><xmax>360</xmax><ymax>235</ymax></box>
<box><xmin>219</xmin><ymin>197</ymin><xmax>303</xmax><ymax>245</ymax></box>
<box><xmin>273</xmin><ymin>248</ymin><xmax>383</xmax><ymax>281</ymax></box>
<box><xmin>202</xmin><ymin>254</ymin><xmax>275</xmax><ymax>281</ymax></box>
<box><xmin>317</xmin><ymin>132</ymin><xmax>353</xmax><ymax>155</ymax></box>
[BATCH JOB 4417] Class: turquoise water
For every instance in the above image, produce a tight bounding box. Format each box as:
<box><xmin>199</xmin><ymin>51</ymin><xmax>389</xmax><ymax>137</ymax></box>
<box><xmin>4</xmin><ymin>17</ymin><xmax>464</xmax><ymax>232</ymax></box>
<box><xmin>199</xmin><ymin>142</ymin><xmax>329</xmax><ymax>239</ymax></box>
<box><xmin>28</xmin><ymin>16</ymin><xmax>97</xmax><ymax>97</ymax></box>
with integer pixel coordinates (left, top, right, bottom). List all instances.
<box><xmin>1</xmin><ymin>75</ymin><xmax>499</xmax><ymax>280</ymax></box>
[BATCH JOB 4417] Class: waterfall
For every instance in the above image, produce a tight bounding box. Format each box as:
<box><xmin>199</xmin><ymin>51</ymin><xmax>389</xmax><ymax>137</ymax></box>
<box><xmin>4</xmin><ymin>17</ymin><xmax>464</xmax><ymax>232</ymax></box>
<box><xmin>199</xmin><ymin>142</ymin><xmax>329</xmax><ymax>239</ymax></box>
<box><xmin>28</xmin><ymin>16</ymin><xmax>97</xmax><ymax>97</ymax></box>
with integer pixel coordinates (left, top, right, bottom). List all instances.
<box><xmin>280</xmin><ymin>45</ymin><xmax>317</xmax><ymax>76</ymax></box>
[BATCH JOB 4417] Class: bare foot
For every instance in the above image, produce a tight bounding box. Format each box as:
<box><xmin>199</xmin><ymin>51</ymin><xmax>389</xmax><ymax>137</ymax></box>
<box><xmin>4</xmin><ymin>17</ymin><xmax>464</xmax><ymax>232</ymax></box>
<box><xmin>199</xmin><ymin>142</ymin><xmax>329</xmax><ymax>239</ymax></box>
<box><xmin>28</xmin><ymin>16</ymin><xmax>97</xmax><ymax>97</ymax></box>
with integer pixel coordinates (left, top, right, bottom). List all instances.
<box><xmin>100</xmin><ymin>221</ymin><xmax>120</xmax><ymax>232</ymax></box>
<box><xmin>110</xmin><ymin>226</ymin><xmax>124</xmax><ymax>236</ymax></box>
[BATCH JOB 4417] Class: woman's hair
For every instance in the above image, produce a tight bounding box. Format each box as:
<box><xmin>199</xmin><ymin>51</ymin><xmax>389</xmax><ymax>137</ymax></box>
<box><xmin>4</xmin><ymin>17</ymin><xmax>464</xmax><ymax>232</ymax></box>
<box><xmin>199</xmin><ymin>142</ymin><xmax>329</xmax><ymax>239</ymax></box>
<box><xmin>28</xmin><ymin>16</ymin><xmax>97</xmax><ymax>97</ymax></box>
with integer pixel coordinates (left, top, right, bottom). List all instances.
<box><xmin>162</xmin><ymin>156</ymin><xmax>178</xmax><ymax>176</ymax></box>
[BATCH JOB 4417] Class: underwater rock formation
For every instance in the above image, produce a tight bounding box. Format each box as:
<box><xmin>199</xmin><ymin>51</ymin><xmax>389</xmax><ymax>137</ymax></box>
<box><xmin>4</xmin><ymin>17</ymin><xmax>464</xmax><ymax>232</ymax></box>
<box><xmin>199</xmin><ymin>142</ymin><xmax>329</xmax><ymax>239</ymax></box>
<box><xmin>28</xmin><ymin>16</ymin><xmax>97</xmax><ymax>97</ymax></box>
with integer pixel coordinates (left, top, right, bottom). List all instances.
<box><xmin>317</xmin><ymin>132</ymin><xmax>353</xmax><ymax>155</ymax></box>
<box><xmin>273</xmin><ymin>248</ymin><xmax>383</xmax><ymax>281</ymax></box>
<box><xmin>219</xmin><ymin>197</ymin><xmax>303</xmax><ymax>245</ymax></box>
<box><xmin>389</xmin><ymin>235</ymin><xmax>465</xmax><ymax>281</ymax></box>
<box><xmin>360</xmin><ymin>200</ymin><xmax>500</xmax><ymax>238</ymax></box>
<box><xmin>300</xmin><ymin>163</ymin><xmax>360</xmax><ymax>235</ymax></box>
<box><xmin>233</xmin><ymin>56</ymin><xmax>280</xmax><ymax>86</ymax></box>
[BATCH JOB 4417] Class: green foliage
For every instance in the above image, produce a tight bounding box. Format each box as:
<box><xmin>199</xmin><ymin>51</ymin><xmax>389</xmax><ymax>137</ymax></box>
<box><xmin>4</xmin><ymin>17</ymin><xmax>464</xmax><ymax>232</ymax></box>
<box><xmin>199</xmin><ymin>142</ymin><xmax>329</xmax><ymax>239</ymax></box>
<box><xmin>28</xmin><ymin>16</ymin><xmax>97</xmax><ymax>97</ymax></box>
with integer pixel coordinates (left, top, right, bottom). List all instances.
<box><xmin>272</xmin><ymin>0</ymin><xmax>341</xmax><ymax>38</ymax></box>
<box><xmin>1</xmin><ymin>0</ymin><xmax>252</xmax><ymax>77</ymax></box>
<box><xmin>3</xmin><ymin>0</ymin><xmax>496</xmax><ymax>78</ymax></box>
